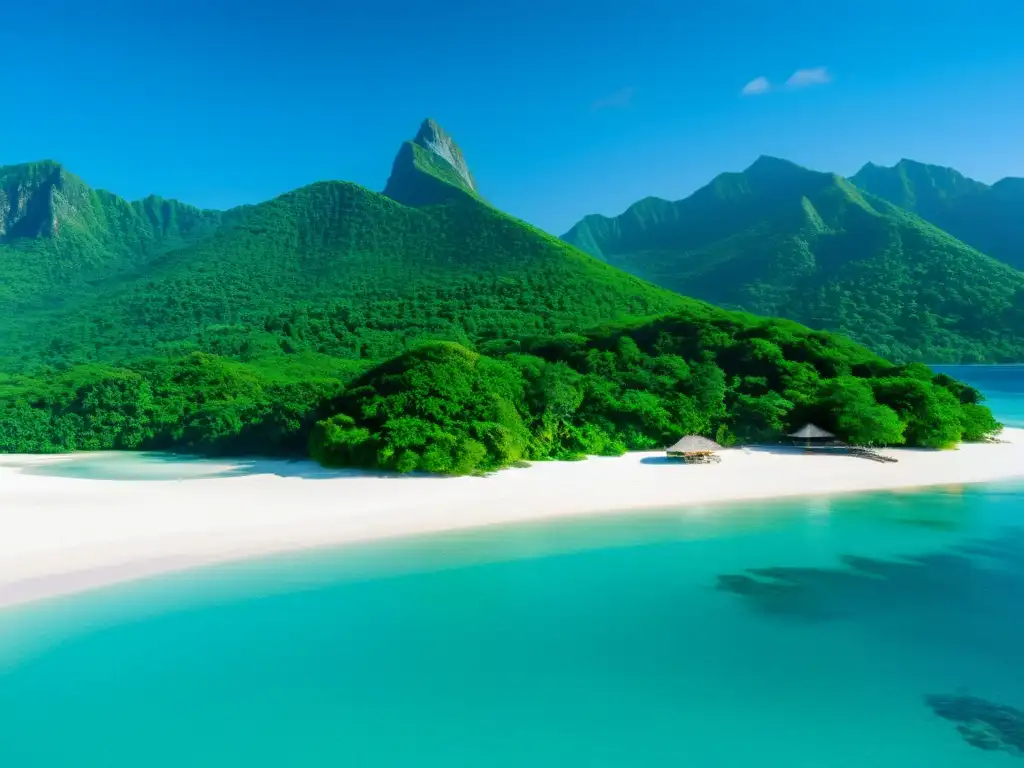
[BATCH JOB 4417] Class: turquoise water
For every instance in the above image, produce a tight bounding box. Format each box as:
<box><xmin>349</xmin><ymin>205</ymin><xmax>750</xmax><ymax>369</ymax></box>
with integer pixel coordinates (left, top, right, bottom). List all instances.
<box><xmin>1</xmin><ymin>365</ymin><xmax>1022</xmax><ymax>766</ymax></box>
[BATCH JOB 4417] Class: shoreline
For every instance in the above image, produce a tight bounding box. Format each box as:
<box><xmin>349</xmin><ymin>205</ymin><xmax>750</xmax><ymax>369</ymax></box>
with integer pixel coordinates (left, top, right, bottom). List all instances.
<box><xmin>2</xmin><ymin>428</ymin><xmax>1024</xmax><ymax>611</ymax></box>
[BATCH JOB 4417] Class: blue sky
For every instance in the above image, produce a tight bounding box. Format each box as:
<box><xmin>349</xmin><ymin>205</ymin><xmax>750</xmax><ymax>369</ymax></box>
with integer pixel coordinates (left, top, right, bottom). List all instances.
<box><xmin>2</xmin><ymin>0</ymin><xmax>1022</xmax><ymax>233</ymax></box>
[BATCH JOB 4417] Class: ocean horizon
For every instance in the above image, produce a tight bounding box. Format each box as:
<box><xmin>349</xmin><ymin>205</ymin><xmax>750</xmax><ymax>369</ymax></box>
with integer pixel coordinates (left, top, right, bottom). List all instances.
<box><xmin>1</xmin><ymin>365</ymin><xmax>1023</xmax><ymax>766</ymax></box>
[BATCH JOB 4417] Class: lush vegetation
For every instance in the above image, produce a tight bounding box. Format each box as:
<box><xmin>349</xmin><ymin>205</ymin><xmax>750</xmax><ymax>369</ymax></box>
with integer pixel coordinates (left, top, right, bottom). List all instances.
<box><xmin>308</xmin><ymin>307</ymin><xmax>1001</xmax><ymax>475</ymax></box>
<box><xmin>851</xmin><ymin>159</ymin><xmax>1024</xmax><ymax>272</ymax></box>
<box><xmin>0</xmin><ymin>353</ymin><xmax>370</xmax><ymax>455</ymax></box>
<box><xmin>2</xmin><ymin>305</ymin><xmax>1000</xmax><ymax>470</ymax></box>
<box><xmin>563</xmin><ymin>156</ymin><xmax>1024</xmax><ymax>363</ymax></box>
<box><xmin>0</xmin><ymin>126</ymin><xmax>1004</xmax><ymax>472</ymax></box>
<box><xmin>0</xmin><ymin>161</ymin><xmax>225</xmax><ymax>310</ymax></box>
<box><xmin>0</xmin><ymin>177</ymin><xmax>684</xmax><ymax>370</ymax></box>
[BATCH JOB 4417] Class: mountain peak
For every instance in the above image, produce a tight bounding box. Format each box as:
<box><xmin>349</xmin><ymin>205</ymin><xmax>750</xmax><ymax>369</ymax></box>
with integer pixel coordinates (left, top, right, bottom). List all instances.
<box><xmin>0</xmin><ymin>159</ymin><xmax>73</xmax><ymax>186</ymax></box>
<box><xmin>412</xmin><ymin>117</ymin><xmax>477</xmax><ymax>192</ymax></box>
<box><xmin>851</xmin><ymin>159</ymin><xmax>989</xmax><ymax>218</ymax></box>
<box><xmin>383</xmin><ymin>118</ymin><xmax>479</xmax><ymax>207</ymax></box>
<box><xmin>752</xmin><ymin>154</ymin><xmax>796</xmax><ymax>166</ymax></box>
<box><xmin>738</xmin><ymin>156</ymin><xmax>827</xmax><ymax>194</ymax></box>
<box><xmin>745</xmin><ymin>155</ymin><xmax>810</xmax><ymax>177</ymax></box>
<box><xmin>0</xmin><ymin>160</ymin><xmax>91</xmax><ymax>240</ymax></box>
<box><xmin>416</xmin><ymin>117</ymin><xmax>443</xmax><ymax>137</ymax></box>
<box><xmin>990</xmin><ymin>176</ymin><xmax>1024</xmax><ymax>197</ymax></box>
<box><xmin>856</xmin><ymin>157</ymin><xmax>979</xmax><ymax>183</ymax></box>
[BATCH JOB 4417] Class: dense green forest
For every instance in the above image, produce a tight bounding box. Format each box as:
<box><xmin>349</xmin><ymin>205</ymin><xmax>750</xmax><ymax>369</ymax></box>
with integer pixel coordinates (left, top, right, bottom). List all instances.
<box><xmin>0</xmin><ymin>123</ymin><xmax>1005</xmax><ymax>471</ymax></box>
<box><xmin>563</xmin><ymin>157</ymin><xmax>1024</xmax><ymax>363</ymax></box>
<box><xmin>851</xmin><ymin>159</ymin><xmax>1024</xmax><ymax>271</ymax></box>
<box><xmin>1</xmin><ymin>304</ymin><xmax>1001</xmax><ymax>469</ymax></box>
<box><xmin>309</xmin><ymin>307</ymin><xmax>1001</xmax><ymax>475</ymax></box>
<box><xmin>0</xmin><ymin>170</ymin><xmax>684</xmax><ymax>369</ymax></box>
<box><xmin>0</xmin><ymin>160</ymin><xmax>226</xmax><ymax>310</ymax></box>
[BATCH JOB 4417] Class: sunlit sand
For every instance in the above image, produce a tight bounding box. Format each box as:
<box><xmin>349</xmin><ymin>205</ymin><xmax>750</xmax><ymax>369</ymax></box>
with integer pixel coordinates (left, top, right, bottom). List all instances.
<box><xmin>2</xmin><ymin>428</ymin><xmax>1022</xmax><ymax>609</ymax></box>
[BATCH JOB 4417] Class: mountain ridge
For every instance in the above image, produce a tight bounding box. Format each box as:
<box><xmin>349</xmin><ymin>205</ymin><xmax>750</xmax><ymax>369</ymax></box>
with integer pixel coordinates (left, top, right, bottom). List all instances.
<box><xmin>0</xmin><ymin>161</ymin><xmax>226</xmax><ymax>310</ymax></box>
<box><xmin>0</xmin><ymin>160</ymin><xmax>223</xmax><ymax>240</ymax></box>
<box><xmin>850</xmin><ymin>158</ymin><xmax>988</xmax><ymax>217</ymax></box>
<box><xmin>850</xmin><ymin>159</ymin><xmax>1024</xmax><ymax>270</ymax></box>
<box><xmin>563</xmin><ymin>156</ymin><xmax>1024</xmax><ymax>362</ymax></box>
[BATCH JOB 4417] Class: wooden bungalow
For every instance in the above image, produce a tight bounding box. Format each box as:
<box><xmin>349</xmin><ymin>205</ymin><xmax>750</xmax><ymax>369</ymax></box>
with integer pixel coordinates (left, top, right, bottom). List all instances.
<box><xmin>787</xmin><ymin>423</ymin><xmax>898</xmax><ymax>463</ymax></box>
<box><xmin>666</xmin><ymin>435</ymin><xmax>723</xmax><ymax>464</ymax></box>
<box><xmin>787</xmin><ymin>423</ymin><xmax>841</xmax><ymax>451</ymax></box>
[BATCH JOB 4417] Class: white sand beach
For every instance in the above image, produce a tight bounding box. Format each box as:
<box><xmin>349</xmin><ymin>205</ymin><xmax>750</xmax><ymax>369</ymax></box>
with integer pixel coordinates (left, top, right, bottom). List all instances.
<box><xmin>2</xmin><ymin>428</ymin><xmax>1023</xmax><ymax>609</ymax></box>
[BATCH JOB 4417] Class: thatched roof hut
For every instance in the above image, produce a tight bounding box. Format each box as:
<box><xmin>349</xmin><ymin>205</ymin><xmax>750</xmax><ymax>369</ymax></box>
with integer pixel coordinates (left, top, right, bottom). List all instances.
<box><xmin>666</xmin><ymin>436</ymin><xmax>723</xmax><ymax>462</ymax></box>
<box><xmin>788</xmin><ymin>424</ymin><xmax>834</xmax><ymax>440</ymax></box>
<box><xmin>788</xmin><ymin>423</ymin><xmax>845</xmax><ymax>450</ymax></box>
<box><xmin>667</xmin><ymin>435</ymin><xmax>723</xmax><ymax>453</ymax></box>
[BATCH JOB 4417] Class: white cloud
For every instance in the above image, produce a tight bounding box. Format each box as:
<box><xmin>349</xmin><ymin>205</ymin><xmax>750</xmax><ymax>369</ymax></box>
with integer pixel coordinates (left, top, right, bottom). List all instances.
<box><xmin>591</xmin><ymin>87</ymin><xmax>635</xmax><ymax>111</ymax></box>
<box><xmin>785</xmin><ymin>67</ymin><xmax>832</xmax><ymax>88</ymax></box>
<box><xmin>741</xmin><ymin>76</ymin><xmax>771</xmax><ymax>96</ymax></box>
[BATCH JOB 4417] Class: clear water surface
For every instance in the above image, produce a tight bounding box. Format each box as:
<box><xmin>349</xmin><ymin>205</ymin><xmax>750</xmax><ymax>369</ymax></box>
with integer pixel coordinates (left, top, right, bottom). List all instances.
<box><xmin>1</xmin><ymin>365</ymin><xmax>1022</xmax><ymax>767</ymax></box>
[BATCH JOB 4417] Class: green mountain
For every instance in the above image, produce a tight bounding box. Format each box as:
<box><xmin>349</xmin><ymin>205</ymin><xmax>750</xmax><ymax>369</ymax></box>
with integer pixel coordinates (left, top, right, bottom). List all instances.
<box><xmin>0</xmin><ymin>130</ymin><xmax>1002</xmax><ymax>468</ymax></box>
<box><xmin>563</xmin><ymin>156</ymin><xmax>1024</xmax><ymax>363</ymax></box>
<box><xmin>0</xmin><ymin>121</ymin><xmax>686</xmax><ymax>369</ymax></box>
<box><xmin>850</xmin><ymin>159</ymin><xmax>1024</xmax><ymax>271</ymax></box>
<box><xmin>0</xmin><ymin>160</ymin><xmax>224</xmax><ymax>309</ymax></box>
<box><xmin>849</xmin><ymin>159</ymin><xmax>988</xmax><ymax>220</ymax></box>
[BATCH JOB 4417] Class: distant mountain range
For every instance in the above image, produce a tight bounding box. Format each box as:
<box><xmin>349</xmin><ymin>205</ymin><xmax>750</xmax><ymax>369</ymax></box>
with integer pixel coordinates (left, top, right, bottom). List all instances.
<box><xmin>4</xmin><ymin>137</ymin><xmax>1021</xmax><ymax>368</ymax></box>
<box><xmin>563</xmin><ymin>157</ymin><xmax>1024</xmax><ymax>363</ymax></box>
<box><xmin>850</xmin><ymin>159</ymin><xmax>1024</xmax><ymax>271</ymax></box>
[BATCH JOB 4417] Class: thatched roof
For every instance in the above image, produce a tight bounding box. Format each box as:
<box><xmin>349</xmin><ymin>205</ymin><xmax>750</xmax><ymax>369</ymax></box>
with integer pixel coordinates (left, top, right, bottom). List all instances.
<box><xmin>667</xmin><ymin>435</ymin><xmax>723</xmax><ymax>453</ymax></box>
<box><xmin>788</xmin><ymin>423</ymin><xmax>835</xmax><ymax>439</ymax></box>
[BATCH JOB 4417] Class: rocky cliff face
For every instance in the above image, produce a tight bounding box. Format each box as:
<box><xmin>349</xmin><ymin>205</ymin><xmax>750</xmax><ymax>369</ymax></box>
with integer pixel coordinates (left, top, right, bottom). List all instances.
<box><xmin>0</xmin><ymin>161</ymin><xmax>92</xmax><ymax>240</ymax></box>
<box><xmin>383</xmin><ymin>118</ymin><xmax>480</xmax><ymax>207</ymax></box>
<box><xmin>413</xmin><ymin>118</ymin><xmax>477</xmax><ymax>192</ymax></box>
<box><xmin>0</xmin><ymin>161</ymin><xmax>224</xmax><ymax>251</ymax></box>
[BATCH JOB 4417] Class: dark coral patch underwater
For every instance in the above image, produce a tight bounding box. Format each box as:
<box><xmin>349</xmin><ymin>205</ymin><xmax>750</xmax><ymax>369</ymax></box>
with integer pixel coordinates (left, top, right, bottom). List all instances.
<box><xmin>926</xmin><ymin>693</ymin><xmax>1024</xmax><ymax>758</ymax></box>
<box><xmin>716</xmin><ymin>528</ymin><xmax>1024</xmax><ymax>756</ymax></box>
<box><xmin>715</xmin><ymin>529</ymin><xmax>1024</xmax><ymax>625</ymax></box>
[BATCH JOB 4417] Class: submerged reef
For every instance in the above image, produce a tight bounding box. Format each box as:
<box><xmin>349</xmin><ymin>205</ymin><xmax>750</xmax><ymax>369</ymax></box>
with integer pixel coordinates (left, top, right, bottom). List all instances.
<box><xmin>715</xmin><ymin>529</ymin><xmax>1024</xmax><ymax>625</ymax></box>
<box><xmin>926</xmin><ymin>693</ymin><xmax>1024</xmax><ymax>757</ymax></box>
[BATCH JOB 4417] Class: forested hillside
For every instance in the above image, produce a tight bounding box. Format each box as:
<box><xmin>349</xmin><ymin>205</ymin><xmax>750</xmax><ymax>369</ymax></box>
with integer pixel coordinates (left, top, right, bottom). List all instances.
<box><xmin>0</xmin><ymin>160</ymin><xmax>225</xmax><ymax>309</ymax></box>
<box><xmin>0</xmin><ymin>126</ymin><xmax>685</xmax><ymax>370</ymax></box>
<box><xmin>310</xmin><ymin>308</ymin><xmax>999</xmax><ymax>475</ymax></box>
<box><xmin>563</xmin><ymin>157</ymin><xmax>1024</xmax><ymax>363</ymax></box>
<box><xmin>851</xmin><ymin>159</ymin><xmax>1024</xmax><ymax>271</ymax></box>
<box><xmin>2</xmin><ymin>304</ymin><xmax>999</xmax><ymax>467</ymax></box>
